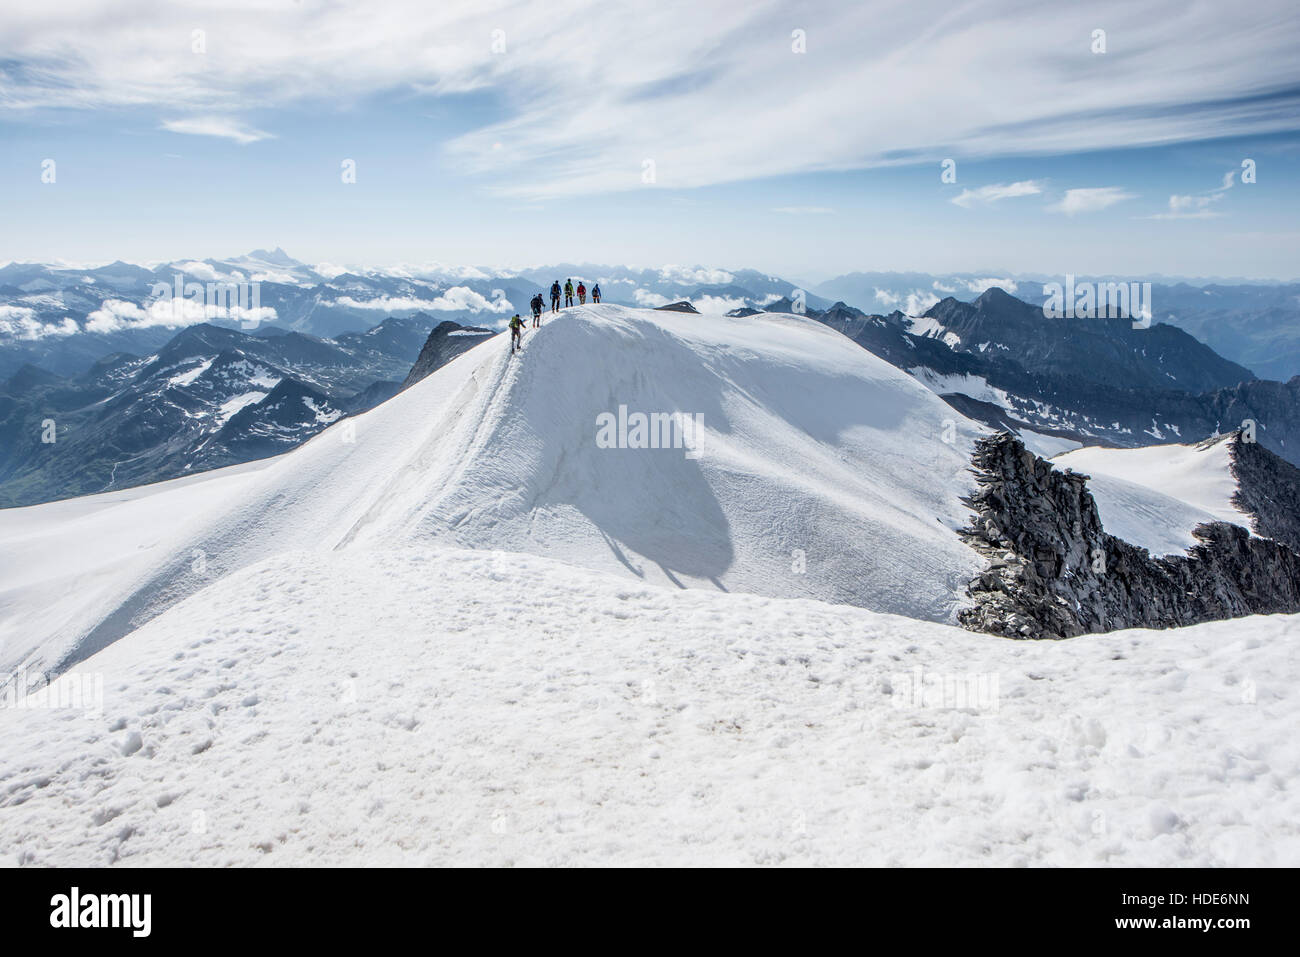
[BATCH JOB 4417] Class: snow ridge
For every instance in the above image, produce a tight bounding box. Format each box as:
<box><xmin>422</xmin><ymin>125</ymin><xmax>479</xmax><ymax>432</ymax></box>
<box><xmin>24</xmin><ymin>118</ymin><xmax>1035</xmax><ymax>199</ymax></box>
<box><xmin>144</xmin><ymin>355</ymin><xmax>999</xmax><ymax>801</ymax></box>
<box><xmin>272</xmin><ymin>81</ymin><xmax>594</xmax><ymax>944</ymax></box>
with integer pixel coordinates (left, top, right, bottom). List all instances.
<box><xmin>1</xmin><ymin>305</ymin><xmax>986</xmax><ymax>677</ymax></box>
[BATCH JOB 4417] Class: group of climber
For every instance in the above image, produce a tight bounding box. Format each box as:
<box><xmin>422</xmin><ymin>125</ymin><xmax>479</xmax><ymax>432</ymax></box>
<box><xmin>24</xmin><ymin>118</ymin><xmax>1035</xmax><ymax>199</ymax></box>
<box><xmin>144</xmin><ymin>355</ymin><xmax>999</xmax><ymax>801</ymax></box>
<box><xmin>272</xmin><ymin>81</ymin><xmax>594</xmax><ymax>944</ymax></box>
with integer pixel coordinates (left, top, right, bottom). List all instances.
<box><xmin>548</xmin><ymin>277</ymin><xmax>600</xmax><ymax>310</ymax></box>
<box><xmin>510</xmin><ymin>278</ymin><xmax>602</xmax><ymax>353</ymax></box>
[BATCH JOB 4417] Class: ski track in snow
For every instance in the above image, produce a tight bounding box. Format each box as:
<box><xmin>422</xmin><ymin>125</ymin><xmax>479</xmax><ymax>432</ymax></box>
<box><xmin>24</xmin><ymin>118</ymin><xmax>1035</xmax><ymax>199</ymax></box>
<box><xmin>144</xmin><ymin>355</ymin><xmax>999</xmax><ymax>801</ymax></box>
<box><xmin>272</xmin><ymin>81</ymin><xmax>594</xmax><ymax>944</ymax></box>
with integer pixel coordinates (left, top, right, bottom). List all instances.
<box><xmin>1</xmin><ymin>547</ymin><xmax>1295</xmax><ymax>867</ymax></box>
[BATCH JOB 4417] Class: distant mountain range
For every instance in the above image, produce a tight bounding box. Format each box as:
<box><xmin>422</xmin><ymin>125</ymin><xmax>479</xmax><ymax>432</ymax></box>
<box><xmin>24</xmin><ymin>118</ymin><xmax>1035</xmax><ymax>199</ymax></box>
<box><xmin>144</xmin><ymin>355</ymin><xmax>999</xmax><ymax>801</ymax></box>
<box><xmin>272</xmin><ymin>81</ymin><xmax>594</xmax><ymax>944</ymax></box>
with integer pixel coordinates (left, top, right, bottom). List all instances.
<box><xmin>8</xmin><ymin>250</ymin><xmax>1296</xmax><ymax>382</ymax></box>
<box><xmin>792</xmin><ymin>290</ymin><xmax>1298</xmax><ymax>467</ymax></box>
<box><xmin>0</xmin><ymin>250</ymin><xmax>833</xmax><ymax>383</ymax></box>
<box><xmin>4</xmin><ymin>250</ymin><xmax>1300</xmax><ymax>506</ymax></box>
<box><xmin>812</xmin><ymin>270</ymin><xmax>1300</xmax><ymax>382</ymax></box>
<box><xmin>0</xmin><ymin>313</ymin><xmax>456</xmax><ymax>506</ymax></box>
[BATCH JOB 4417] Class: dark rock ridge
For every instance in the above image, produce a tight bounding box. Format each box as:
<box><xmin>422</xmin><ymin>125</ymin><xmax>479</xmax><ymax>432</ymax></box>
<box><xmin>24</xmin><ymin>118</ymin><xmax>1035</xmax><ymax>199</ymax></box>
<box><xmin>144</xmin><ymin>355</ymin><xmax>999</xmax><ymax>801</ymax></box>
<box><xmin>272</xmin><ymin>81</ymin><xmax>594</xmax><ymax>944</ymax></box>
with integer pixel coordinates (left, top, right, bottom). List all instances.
<box><xmin>802</xmin><ymin>295</ymin><xmax>1300</xmax><ymax>469</ymax></box>
<box><xmin>1230</xmin><ymin>432</ymin><xmax>1300</xmax><ymax>553</ymax></box>
<box><xmin>958</xmin><ymin>432</ymin><xmax>1300</xmax><ymax>638</ymax></box>
<box><xmin>401</xmin><ymin>320</ymin><xmax>494</xmax><ymax>389</ymax></box>
<box><xmin>814</xmin><ymin>271</ymin><xmax>1300</xmax><ymax>382</ymax></box>
<box><xmin>654</xmin><ymin>301</ymin><xmax>700</xmax><ymax>314</ymax></box>
<box><xmin>924</xmin><ymin>287</ymin><xmax>1254</xmax><ymax>394</ymax></box>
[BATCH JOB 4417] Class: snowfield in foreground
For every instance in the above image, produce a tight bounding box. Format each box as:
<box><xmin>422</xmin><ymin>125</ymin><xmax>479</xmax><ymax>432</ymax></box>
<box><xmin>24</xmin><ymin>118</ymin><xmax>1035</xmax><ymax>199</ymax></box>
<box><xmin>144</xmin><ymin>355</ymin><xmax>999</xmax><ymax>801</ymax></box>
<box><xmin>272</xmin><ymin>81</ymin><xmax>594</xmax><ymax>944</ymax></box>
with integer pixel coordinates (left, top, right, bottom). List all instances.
<box><xmin>2</xmin><ymin>546</ymin><xmax>1295</xmax><ymax>867</ymax></box>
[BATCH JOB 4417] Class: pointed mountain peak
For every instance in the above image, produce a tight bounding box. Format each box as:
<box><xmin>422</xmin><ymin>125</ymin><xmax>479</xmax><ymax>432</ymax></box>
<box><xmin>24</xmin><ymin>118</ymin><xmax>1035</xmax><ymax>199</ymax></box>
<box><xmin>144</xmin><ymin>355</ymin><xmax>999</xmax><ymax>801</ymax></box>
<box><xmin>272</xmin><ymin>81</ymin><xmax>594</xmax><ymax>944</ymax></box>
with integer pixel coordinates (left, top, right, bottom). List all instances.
<box><xmin>922</xmin><ymin>296</ymin><xmax>964</xmax><ymax>318</ymax></box>
<box><xmin>974</xmin><ymin>286</ymin><xmax>1018</xmax><ymax>306</ymax></box>
<box><xmin>243</xmin><ymin>247</ymin><xmax>299</xmax><ymax>266</ymax></box>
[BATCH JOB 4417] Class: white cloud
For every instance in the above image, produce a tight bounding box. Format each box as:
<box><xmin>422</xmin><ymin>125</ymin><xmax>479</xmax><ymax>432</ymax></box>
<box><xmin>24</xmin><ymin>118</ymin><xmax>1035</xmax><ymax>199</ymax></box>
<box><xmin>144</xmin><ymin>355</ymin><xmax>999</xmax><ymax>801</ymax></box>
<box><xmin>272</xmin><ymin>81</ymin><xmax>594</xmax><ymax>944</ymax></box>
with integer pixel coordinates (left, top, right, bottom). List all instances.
<box><xmin>175</xmin><ymin>261</ymin><xmax>225</xmax><ymax>281</ymax></box>
<box><xmin>1047</xmin><ymin>187</ymin><xmax>1136</xmax><ymax>215</ymax></box>
<box><xmin>658</xmin><ymin>265</ymin><xmax>735</xmax><ymax>286</ymax></box>
<box><xmin>375</xmin><ymin>262</ymin><xmax>499</xmax><ymax>281</ymax></box>
<box><xmin>3</xmin><ymin>3</ymin><xmax>1291</xmax><ymax>199</ymax></box>
<box><xmin>85</xmin><ymin>298</ymin><xmax>277</xmax><ymax>334</ymax></box>
<box><xmin>314</xmin><ymin>263</ymin><xmax>350</xmax><ymax>280</ymax></box>
<box><xmin>1144</xmin><ymin>169</ymin><xmax>1237</xmax><ymax>220</ymax></box>
<box><xmin>161</xmin><ymin>117</ymin><xmax>273</xmax><ymax>144</ymax></box>
<box><xmin>905</xmin><ymin>291</ymin><xmax>940</xmax><ymax>315</ymax></box>
<box><xmin>334</xmin><ymin>287</ymin><xmax>513</xmax><ymax>314</ymax></box>
<box><xmin>931</xmin><ymin>281</ymin><xmax>957</xmax><ymax>294</ymax></box>
<box><xmin>248</xmin><ymin>270</ymin><xmax>301</xmax><ymax>285</ymax></box>
<box><xmin>964</xmin><ymin>277</ymin><xmax>1018</xmax><ymax>294</ymax></box>
<box><xmin>0</xmin><ymin>305</ymin><xmax>36</xmax><ymax>322</ymax></box>
<box><xmin>874</xmin><ymin>288</ymin><xmax>902</xmax><ymax>307</ymax></box>
<box><xmin>0</xmin><ymin>306</ymin><xmax>80</xmax><ymax>340</ymax></box>
<box><xmin>950</xmin><ymin>181</ymin><xmax>1042</xmax><ymax>208</ymax></box>
<box><xmin>633</xmin><ymin>288</ymin><xmax>670</xmax><ymax>307</ymax></box>
<box><xmin>691</xmin><ymin>295</ymin><xmax>747</xmax><ymax>314</ymax></box>
<box><xmin>1161</xmin><ymin>194</ymin><xmax>1225</xmax><ymax>219</ymax></box>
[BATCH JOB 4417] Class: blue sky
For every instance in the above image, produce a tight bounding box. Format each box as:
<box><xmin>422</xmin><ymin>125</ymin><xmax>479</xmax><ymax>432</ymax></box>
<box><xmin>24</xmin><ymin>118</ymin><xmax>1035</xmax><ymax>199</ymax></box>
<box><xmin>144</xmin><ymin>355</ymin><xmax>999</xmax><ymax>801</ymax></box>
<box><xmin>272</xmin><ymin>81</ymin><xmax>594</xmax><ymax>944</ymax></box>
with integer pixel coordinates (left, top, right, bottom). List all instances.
<box><xmin>2</xmin><ymin>0</ymin><xmax>1299</xmax><ymax>280</ymax></box>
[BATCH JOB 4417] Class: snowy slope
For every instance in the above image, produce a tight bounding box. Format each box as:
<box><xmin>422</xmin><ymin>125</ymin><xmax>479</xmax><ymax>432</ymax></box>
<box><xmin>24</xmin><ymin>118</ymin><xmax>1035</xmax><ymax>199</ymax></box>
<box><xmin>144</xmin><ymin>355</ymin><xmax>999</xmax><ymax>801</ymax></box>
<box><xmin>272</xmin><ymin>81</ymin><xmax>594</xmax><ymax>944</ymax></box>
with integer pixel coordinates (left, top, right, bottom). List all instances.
<box><xmin>0</xmin><ymin>305</ymin><xmax>985</xmax><ymax>678</ymax></box>
<box><xmin>2</xmin><ymin>546</ymin><xmax>1295</xmax><ymax>867</ymax></box>
<box><xmin>1052</xmin><ymin>438</ymin><xmax>1252</xmax><ymax>556</ymax></box>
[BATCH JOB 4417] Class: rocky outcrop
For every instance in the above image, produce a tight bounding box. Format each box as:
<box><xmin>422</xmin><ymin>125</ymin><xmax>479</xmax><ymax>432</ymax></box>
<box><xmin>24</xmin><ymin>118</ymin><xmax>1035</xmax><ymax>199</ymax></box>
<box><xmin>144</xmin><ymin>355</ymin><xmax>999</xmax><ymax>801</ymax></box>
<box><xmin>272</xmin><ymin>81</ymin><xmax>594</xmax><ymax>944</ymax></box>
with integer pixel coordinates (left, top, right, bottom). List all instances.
<box><xmin>401</xmin><ymin>320</ymin><xmax>494</xmax><ymax>390</ymax></box>
<box><xmin>1230</xmin><ymin>431</ymin><xmax>1300</xmax><ymax>553</ymax></box>
<box><xmin>959</xmin><ymin>432</ymin><xmax>1300</xmax><ymax>638</ymax></box>
<box><xmin>654</xmin><ymin>301</ymin><xmax>701</xmax><ymax>314</ymax></box>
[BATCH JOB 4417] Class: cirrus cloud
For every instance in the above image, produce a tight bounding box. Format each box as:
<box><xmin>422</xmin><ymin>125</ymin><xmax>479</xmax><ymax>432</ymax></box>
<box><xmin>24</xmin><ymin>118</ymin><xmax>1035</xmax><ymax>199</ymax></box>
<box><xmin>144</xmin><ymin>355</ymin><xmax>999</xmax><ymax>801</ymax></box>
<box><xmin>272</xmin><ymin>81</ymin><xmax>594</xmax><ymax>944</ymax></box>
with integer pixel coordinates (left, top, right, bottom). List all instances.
<box><xmin>1144</xmin><ymin>169</ymin><xmax>1238</xmax><ymax>220</ymax></box>
<box><xmin>950</xmin><ymin>181</ymin><xmax>1042</xmax><ymax>208</ymax></box>
<box><xmin>1047</xmin><ymin>187</ymin><xmax>1136</xmax><ymax>216</ymax></box>
<box><xmin>161</xmin><ymin>117</ymin><xmax>274</xmax><ymax>145</ymax></box>
<box><xmin>1</xmin><ymin>3</ymin><xmax>1296</xmax><ymax>199</ymax></box>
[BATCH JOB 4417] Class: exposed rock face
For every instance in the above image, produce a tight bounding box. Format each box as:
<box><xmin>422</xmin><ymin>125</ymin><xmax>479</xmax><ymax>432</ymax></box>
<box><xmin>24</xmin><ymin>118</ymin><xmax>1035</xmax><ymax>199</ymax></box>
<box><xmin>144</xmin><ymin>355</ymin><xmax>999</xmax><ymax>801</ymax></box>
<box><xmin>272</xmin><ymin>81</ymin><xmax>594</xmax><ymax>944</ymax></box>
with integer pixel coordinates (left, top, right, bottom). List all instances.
<box><xmin>924</xmin><ymin>287</ymin><xmax>1254</xmax><ymax>394</ymax></box>
<box><xmin>654</xmin><ymin>301</ymin><xmax>701</xmax><ymax>314</ymax></box>
<box><xmin>809</xmin><ymin>295</ymin><xmax>1300</xmax><ymax>469</ymax></box>
<box><xmin>401</xmin><ymin>320</ymin><xmax>494</xmax><ymax>390</ymax></box>
<box><xmin>959</xmin><ymin>432</ymin><xmax>1300</xmax><ymax>638</ymax></box>
<box><xmin>1230</xmin><ymin>432</ymin><xmax>1300</xmax><ymax>553</ymax></box>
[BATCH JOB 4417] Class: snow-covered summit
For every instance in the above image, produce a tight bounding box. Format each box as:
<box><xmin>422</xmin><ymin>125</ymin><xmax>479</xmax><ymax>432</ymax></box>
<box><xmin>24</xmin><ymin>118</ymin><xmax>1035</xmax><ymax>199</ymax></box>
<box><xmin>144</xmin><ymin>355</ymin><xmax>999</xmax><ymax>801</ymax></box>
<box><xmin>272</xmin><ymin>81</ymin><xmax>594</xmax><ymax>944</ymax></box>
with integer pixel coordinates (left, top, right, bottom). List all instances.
<box><xmin>0</xmin><ymin>304</ymin><xmax>986</xmax><ymax>678</ymax></box>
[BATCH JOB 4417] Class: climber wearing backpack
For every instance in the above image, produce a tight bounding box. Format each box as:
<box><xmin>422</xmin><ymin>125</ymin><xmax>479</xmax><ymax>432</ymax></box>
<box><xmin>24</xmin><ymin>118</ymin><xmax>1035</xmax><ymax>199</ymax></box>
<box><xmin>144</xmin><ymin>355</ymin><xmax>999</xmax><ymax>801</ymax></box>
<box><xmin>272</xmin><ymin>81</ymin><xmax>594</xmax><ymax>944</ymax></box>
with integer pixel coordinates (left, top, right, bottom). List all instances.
<box><xmin>592</xmin><ymin>283</ymin><xmax>601</xmax><ymax>304</ymax></box>
<box><xmin>577</xmin><ymin>281</ymin><xmax>586</xmax><ymax>305</ymax></box>
<box><xmin>550</xmin><ymin>280</ymin><xmax>561</xmax><ymax>313</ymax></box>
<box><xmin>509</xmin><ymin>314</ymin><xmax>524</xmax><ymax>353</ymax></box>
<box><xmin>564</xmin><ymin>279</ymin><xmax>574</xmax><ymax>307</ymax></box>
<box><xmin>530</xmin><ymin>293</ymin><xmax>543</xmax><ymax>327</ymax></box>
